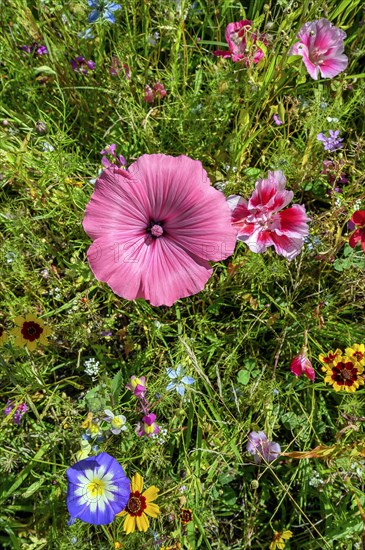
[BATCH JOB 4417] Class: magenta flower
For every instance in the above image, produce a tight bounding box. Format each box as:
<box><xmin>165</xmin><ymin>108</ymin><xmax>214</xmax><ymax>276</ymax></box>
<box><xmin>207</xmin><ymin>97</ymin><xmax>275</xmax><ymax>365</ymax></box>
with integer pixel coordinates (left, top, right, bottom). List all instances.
<box><xmin>100</xmin><ymin>143</ymin><xmax>127</xmax><ymax>169</ymax></box>
<box><xmin>144</xmin><ymin>83</ymin><xmax>166</xmax><ymax>104</ymax></box>
<box><xmin>349</xmin><ymin>210</ymin><xmax>365</xmax><ymax>253</ymax></box>
<box><xmin>137</xmin><ymin>413</ymin><xmax>160</xmax><ymax>437</ymax></box>
<box><xmin>126</xmin><ymin>375</ymin><xmax>147</xmax><ymax>398</ymax></box>
<box><xmin>290</xmin><ymin>19</ymin><xmax>348</xmax><ymax>80</ymax></box>
<box><xmin>71</xmin><ymin>56</ymin><xmax>96</xmax><ymax>74</ymax></box>
<box><xmin>290</xmin><ymin>353</ymin><xmax>315</xmax><ymax>381</ymax></box>
<box><xmin>83</xmin><ymin>154</ymin><xmax>237</xmax><ymax>306</ymax></box>
<box><xmin>247</xmin><ymin>431</ymin><xmax>281</xmax><ymax>464</ymax></box>
<box><xmin>273</xmin><ymin>114</ymin><xmax>283</xmax><ymax>126</ymax></box>
<box><xmin>227</xmin><ymin>170</ymin><xmax>310</xmax><ymax>261</ymax></box>
<box><xmin>214</xmin><ymin>19</ymin><xmax>267</xmax><ymax>65</ymax></box>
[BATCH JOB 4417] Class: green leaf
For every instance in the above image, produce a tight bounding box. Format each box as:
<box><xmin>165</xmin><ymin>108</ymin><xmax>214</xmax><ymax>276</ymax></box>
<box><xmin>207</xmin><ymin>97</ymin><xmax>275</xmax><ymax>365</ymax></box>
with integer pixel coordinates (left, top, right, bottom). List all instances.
<box><xmin>237</xmin><ymin>369</ymin><xmax>250</xmax><ymax>385</ymax></box>
<box><xmin>33</xmin><ymin>65</ymin><xmax>57</xmax><ymax>76</ymax></box>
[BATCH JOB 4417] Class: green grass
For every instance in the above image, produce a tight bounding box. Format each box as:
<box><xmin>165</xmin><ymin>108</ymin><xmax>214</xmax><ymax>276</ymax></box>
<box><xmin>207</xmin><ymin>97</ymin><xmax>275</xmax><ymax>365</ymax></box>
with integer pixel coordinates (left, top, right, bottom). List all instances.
<box><xmin>1</xmin><ymin>0</ymin><xmax>365</xmax><ymax>548</ymax></box>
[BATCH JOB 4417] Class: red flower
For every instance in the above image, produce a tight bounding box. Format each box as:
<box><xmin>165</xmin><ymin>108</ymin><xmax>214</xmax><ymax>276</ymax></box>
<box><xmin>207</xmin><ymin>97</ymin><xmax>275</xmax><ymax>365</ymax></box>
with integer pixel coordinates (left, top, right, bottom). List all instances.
<box><xmin>349</xmin><ymin>210</ymin><xmax>365</xmax><ymax>253</ymax></box>
<box><xmin>290</xmin><ymin>353</ymin><xmax>315</xmax><ymax>381</ymax></box>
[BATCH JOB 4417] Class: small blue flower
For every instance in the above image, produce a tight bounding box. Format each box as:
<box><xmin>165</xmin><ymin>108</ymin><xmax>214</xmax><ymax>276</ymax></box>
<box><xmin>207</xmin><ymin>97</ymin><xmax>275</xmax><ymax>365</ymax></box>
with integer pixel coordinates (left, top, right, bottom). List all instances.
<box><xmin>78</xmin><ymin>27</ymin><xmax>95</xmax><ymax>40</ymax></box>
<box><xmin>87</xmin><ymin>0</ymin><xmax>121</xmax><ymax>24</ymax></box>
<box><xmin>166</xmin><ymin>365</ymin><xmax>195</xmax><ymax>396</ymax></box>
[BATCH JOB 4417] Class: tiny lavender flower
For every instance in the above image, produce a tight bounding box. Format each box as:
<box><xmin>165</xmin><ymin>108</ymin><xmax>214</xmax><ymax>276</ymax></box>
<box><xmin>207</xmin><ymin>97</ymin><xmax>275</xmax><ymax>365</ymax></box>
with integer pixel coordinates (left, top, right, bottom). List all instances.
<box><xmin>273</xmin><ymin>114</ymin><xmax>283</xmax><ymax>125</ymax></box>
<box><xmin>247</xmin><ymin>431</ymin><xmax>281</xmax><ymax>464</ymax></box>
<box><xmin>100</xmin><ymin>143</ymin><xmax>127</xmax><ymax>168</ymax></box>
<box><xmin>166</xmin><ymin>365</ymin><xmax>195</xmax><ymax>396</ymax></box>
<box><xmin>317</xmin><ymin>130</ymin><xmax>344</xmax><ymax>152</ymax></box>
<box><xmin>4</xmin><ymin>400</ymin><xmax>28</xmax><ymax>425</ymax></box>
<box><xmin>71</xmin><ymin>56</ymin><xmax>96</xmax><ymax>74</ymax></box>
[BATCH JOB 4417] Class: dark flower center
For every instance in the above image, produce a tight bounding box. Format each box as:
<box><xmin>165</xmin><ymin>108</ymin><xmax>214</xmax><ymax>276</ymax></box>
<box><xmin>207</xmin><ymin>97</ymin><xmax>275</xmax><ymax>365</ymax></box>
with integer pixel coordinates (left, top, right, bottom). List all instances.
<box><xmin>332</xmin><ymin>361</ymin><xmax>358</xmax><ymax>386</ymax></box>
<box><xmin>179</xmin><ymin>508</ymin><xmax>193</xmax><ymax>524</ymax></box>
<box><xmin>353</xmin><ymin>351</ymin><xmax>364</xmax><ymax>361</ymax></box>
<box><xmin>147</xmin><ymin>221</ymin><xmax>164</xmax><ymax>238</ymax></box>
<box><xmin>323</xmin><ymin>352</ymin><xmax>337</xmax><ymax>363</ymax></box>
<box><xmin>126</xmin><ymin>491</ymin><xmax>147</xmax><ymax>516</ymax></box>
<box><xmin>0</xmin><ymin>327</ymin><xmax>3</xmax><ymax>337</ymax></box>
<box><xmin>21</xmin><ymin>321</ymin><xmax>43</xmax><ymax>342</ymax></box>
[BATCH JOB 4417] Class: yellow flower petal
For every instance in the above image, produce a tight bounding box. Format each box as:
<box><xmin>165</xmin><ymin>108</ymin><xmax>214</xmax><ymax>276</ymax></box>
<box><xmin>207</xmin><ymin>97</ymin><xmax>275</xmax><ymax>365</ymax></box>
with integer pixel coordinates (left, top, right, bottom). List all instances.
<box><xmin>136</xmin><ymin>512</ymin><xmax>149</xmax><ymax>532</ymax></box>
<box><xmin>13</xmin><ymin>316</ymin><xmax>25</xmax><ymax>327</ymax></box>
<box><xmin>131</xmin><ymin>473</ymin><xmax>143</xmax><ymax>493</ymax></box>
<box><xmin>26</xmin><ymin>339</ymin><xmax>38</xmax><ymax>352</ymax></box>
<box><xmin>116</xmin><ymin>509</ymin><xmax>127</xmax><ymax>517</ymax></box>
<box><xmin>143</xmin><ymin>485</ymin><xmax>159</xmax><ymax>503</ymax></box>
<box><xmin>281</xmin><ymin>530</ymin><xmax>293</xmax><ymax>540</ymax></box>
<box><xmin>123</xmin><ymin>514</ymin><xmax>136</xmax><ymax>534</ymax></box>
<box><xmin>145</xmin><ymin>502</ymin><xmax>160</xmax><ymax>518</ymax></box>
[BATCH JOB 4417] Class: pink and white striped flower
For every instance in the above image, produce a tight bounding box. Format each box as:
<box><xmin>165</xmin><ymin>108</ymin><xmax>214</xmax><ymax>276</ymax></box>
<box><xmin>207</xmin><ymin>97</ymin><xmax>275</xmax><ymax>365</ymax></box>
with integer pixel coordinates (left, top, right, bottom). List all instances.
<box><xmin>227</xmin><ymin>170</ymin><xmax>310</xmax><ymax>260</ymax></box>
<box><xmin>290</xmin><ymin>19</ymin><xmax>348</xmax><ymax>80</ymax></box>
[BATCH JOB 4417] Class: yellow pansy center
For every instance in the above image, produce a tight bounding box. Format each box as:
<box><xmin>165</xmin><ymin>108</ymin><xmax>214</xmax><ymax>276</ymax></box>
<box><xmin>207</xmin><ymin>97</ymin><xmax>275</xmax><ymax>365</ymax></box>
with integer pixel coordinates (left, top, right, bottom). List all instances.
<box><xmin>131</xmin><ymin>377</ymin><xmax>142</xmax><ymax>389</ymax></box>
<box><xmin>111</xmin><ymin>416</ymin><xmax>124</xmax><ymax>429</ymax></box>
<box><xmin>87</xmin><ymin>477</ymin><xmax>105</xmax><ymax>498</ymax></box>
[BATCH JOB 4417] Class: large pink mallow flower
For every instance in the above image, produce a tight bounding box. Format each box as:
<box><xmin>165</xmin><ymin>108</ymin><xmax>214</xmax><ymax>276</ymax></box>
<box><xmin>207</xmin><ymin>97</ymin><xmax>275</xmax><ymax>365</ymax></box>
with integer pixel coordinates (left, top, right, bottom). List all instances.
<box><xmin>290</xmin><ymin>19</ymin><xmax>348</xmax><ymax>80</ymax></box>
<box><xmin>227</xmin><ymin>171</ymin><xmax>310</xmax><ymax>260</ymax></box>
<box><xmin>83</xmin><ymin>154</ymin><xmax>237</xmax><ymax>307</ymax></box>
<box><xmin>214</xmin><ymin>19</ymin><xmax>267</xmax><ymax>64</ymax></box>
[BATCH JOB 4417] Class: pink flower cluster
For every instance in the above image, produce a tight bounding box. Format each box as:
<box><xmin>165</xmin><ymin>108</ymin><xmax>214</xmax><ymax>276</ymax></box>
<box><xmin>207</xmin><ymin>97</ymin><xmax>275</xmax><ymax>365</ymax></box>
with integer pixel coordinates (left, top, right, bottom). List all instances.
<box><xmin>144</xmin><ymin>82</ymin><xmax>166</xmax><ymax>103</ymax></box>
<box><xmin>290</xmin><ymin>19</ymin><xmax>348</xmax><ymax>80</ymax></box>
<box><xmin>214</xmin><ymin>19</ymin><xmax>267</xmax><ymax>65</ymax></box>
<box><xmin>228</xmin><ymin>170</ymin><xmax>310</xmax><ymax>260</ymax></box>
<box><xmin>126</xmin><ymin>375</ymin><xmax>160</xmax><ymax>437</ymax></box>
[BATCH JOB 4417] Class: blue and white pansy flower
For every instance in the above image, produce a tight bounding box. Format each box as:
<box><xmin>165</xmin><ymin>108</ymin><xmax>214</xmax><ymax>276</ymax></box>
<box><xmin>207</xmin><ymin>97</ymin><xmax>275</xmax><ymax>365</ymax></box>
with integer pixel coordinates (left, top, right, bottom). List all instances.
<box><xmin>66</xmin><ymin>452</ymin><xmax>130</xmax><ymax>525</ymax></box>
<box><xmin>166</xmin><ymin>365</ymin><xmax>195</xmax><ymax>396</ymax></box>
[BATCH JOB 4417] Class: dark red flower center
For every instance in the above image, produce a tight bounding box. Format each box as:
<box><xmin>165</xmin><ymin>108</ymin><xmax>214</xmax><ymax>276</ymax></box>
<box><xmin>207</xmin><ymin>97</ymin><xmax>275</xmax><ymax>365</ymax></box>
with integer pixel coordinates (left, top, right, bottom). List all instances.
<box><xmin>331</xmin><ymin>361</ymin><xmax>358</xmax><ymax>386</ymax></box>
<box><xmin>147</xmin><ymin>221</ymin><xmax>164</xmax><ymax>238</ymax></box>
<box><xmin>352</xmin><ymin>351</ymin><xmax>364</xmax><ymax>361</ymax></box>
<box><xmin>323</xmin><ymin>352</ymin><xmax>337</xmax><ymax>363</ymax></box>
<box><xmin>0</xmin><ymin>327</ymin><xmax>3</xmax><ymax>337</ymax></box>
<box><xmin>21</xmin><ymin>321</ymin><xmax>43</xmax><ymax>342</ymax></box>
<box><xmin>179</xmin><ymin>508</ymin><xmax>193</xmax><ymax>524</ymax></box>
<box><xmin>126</xmin><ymin>491</ymin><xmax>147</xmax><ymax>517</ymax></box>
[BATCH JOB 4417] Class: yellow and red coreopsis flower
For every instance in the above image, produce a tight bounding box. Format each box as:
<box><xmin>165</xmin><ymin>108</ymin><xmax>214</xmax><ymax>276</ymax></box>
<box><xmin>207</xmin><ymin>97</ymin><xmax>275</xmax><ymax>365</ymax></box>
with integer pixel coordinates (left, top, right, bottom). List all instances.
<box><xmin>11</xmin><ymin>313</ymin><xmax>51</xmax><ymax>351</ymax></box>
<box><xmin>0</xmin><ymin>326</ymin><xmax>8</xmax><ymax>346</ymax></box>
<box><xmin>344</xmin><ymin>344</ymin><xmax>365</xmax><ymax>367</ymax></box>
<box><xmin>179</xmin><ymin>508</ymin><xmax>193</xmax><ymax>525</ymax></box>
<box><xmin>269</xmin><ymin>530</ymin><xmax>293</xmax><ymax>550</ymax></box>
<box><xmin>323</xmin><ymin>354</ymin><xmax>364</xmax><ymax>392</ymax></box>
<box><xmin>116</xmin><ymin>473</ymin><xmax>160</xmax><ymax>534</ymax></box>
<box><xmin>318</xmin><ymin>349</ymin><xmax>342</xmax><ymax>366</ymax></box>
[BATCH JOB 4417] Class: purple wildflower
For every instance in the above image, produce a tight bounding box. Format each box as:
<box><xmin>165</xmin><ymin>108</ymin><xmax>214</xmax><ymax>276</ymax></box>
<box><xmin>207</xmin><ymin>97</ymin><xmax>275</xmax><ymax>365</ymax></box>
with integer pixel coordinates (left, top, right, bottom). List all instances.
<box><xmin>137</xmin><ymin>413</ymin><xmax>160</xmax><ymax>437</ymax></box>
<box><xmin>21</xmin><ymin>43</ymin><xmax>48</xmax><ymax>56</ymax></box>
<box><xmin>4</xmin><ymin>400</ymin><xmax>28</xmax><ymax>425</ymax></box>
<box><xmin>36</xmin><ymin>45</ymin><xmax>48</xmax><ymax>55</ymax></box>
<box><xmin>317</xmin><ymin>129</ymin><xmax>344</xmax><ymax>152</ymax></box>
<box><xmin>247</xmin><ymin>431</ymin><xmax>281</xmax><ymax>464</ymax></box>
<box><xmin>100</xmin><ymin>143</ymin><xmax>127</xmax><ymax>168</ymax></box>
<box><xmin>71</xmin><ymin>56</ymin><xmax>96</xmax><ymax>74</ymax></box>
<box><xmin>273</xmin><ymin>114</ymin><xmax>283</xmax><ymax>125</ymax></box>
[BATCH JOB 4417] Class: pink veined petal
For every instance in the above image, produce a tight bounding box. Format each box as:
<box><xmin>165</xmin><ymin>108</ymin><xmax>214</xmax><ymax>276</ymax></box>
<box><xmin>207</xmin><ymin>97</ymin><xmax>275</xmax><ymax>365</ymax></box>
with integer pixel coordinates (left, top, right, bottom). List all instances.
<box><xmin>243</xmin><ymin>228</ymin><xmax>274</xmax><ymax>254</ymax></box>
<box><xmin>226</xmin><ymin>194</ymin><xmax>246</xmax><ymax>212</ymax></box>
<box><xmin>304</xmin><ymin>365</ymin><xmax>316</xmax><ymax>381</ymax></box>
<box><xmin>301</xmin><ymin>50</ymin><xmax>320</xmax><ymax>80</ymax></box>
<box><xmin>166</xmin><ymin>186</ymin><xmax>237</xmax><ymax>262</ymax></box>
<box><xmin>83</xmin><ymin>168</ymin><xmax>151</xmax><ymax>241</ymax></box>
<box><xmin>275</xmin><ymin>205</ymin><xmax>310</xmax><ymax>238</ymax></box>
<box><xmin>270</xmin><ymin>233</ymin><xmax>305</xmax><ymax>260</ymax></box>
<box><xmin>249</xmin><ymin>171</ymin><xmax>293</xmax><ymax>212</ymax></box>
<box><xmin>139</xmin><ymin>236</ymin><xmax>213</xmax><ymax>307</ymax></box>
<box><xmin>320</xmin><ymin>55</ymin><xmax>348</xmax><ymax>78</ymax></box>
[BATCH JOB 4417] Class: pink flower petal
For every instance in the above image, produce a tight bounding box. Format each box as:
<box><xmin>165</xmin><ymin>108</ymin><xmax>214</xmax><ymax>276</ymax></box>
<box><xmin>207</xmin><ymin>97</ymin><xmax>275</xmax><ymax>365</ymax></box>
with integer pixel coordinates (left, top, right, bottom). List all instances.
<box><xmin>276</xmin><ymin>204</ymin><xmax>310</xmax><ymax>238</ymax></box>
<box><xmin>320</xmin><ymin>55</ymin><xmax>348</xmax><ymax>78</ymax></box>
